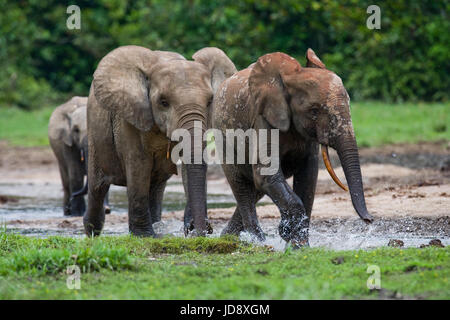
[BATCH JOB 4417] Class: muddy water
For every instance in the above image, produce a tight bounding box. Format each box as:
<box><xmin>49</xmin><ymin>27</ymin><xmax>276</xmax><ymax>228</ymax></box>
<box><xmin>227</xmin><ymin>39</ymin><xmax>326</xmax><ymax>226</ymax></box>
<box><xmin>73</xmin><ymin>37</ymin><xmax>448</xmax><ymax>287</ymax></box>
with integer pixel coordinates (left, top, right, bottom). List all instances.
<box><xmin>0</xmin><ymin>181</ymin><xmax>238</xmax><ymax>220</ymax></box>
<box><xmin>1</xmin><ymin>180</ymin><xmax>448</xmax><ymax>251</ymax></box>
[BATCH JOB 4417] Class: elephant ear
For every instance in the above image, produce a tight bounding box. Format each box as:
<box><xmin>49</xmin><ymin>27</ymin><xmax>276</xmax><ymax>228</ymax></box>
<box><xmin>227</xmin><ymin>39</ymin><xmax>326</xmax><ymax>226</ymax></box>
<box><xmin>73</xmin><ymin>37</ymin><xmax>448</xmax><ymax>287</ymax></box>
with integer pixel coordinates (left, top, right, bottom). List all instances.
<box><xmin>70</xmin><ymin>96</ymin><xmax>88</xmax><ymax>107</ymax></box>
<box><xmin>249</xmin><ymin>52</ymin><xmax>301</xmax><ymax>132</ymax></box>
<box><xmin>192</xmin><ymin>47</ymin><xmax>237</xmax><ymax>93</ymax></box>
<box><xmin>154</xmin><ymin>50</ymin><xmax>186</xmax><ymax>61</ymax></box>
<box><xmin>306</xmin><ymin>48</ymin><xmax>326</xmax><ymax>69</ymax></box>
<box><xmin>48</xmin><ymin>113</ymin><xmax>72</xmax><ymax>146</ymax></box>
<box><xmin>59</xmin><ymin>113</ymin><xmax>73</xmax><ymax>146</ymax></box>
<box><xmin>93</xmin><ymin>45</ymin><xmax>159</xmax><ymax>131</ymax></box>
<box><xmin>48</xmin><ymin>99</ymin><xmax>79</xmax><ymax>147</ymax></box>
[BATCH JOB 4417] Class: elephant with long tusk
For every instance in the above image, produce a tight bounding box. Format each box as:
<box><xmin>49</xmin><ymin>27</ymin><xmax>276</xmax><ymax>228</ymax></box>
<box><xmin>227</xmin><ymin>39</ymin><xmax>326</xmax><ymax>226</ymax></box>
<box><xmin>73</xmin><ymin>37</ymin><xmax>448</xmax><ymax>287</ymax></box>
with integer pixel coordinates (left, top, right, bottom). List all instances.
<box><xmin>212</xmin><ymin>49</ymin><xmax>373</xmax><ymax>247</ymax></box>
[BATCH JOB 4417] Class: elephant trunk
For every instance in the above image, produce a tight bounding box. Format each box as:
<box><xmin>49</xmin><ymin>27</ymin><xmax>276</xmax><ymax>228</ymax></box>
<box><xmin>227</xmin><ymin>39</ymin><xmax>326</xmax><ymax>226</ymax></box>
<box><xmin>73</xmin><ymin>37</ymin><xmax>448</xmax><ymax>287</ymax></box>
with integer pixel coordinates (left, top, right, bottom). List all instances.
<box><xmin>333</xmin><ymin>134</ymin><xmax>374</xmax><ymax>223</ymax></box>
<box><xmin>185</xmin><ymin>161</ymin><xmax>208</xmax><ymax>234</ymax></box>
<box><xmin>179</xmin><ymin>106</ymin><xmax>209</xmax><ymax>235</ymax></box>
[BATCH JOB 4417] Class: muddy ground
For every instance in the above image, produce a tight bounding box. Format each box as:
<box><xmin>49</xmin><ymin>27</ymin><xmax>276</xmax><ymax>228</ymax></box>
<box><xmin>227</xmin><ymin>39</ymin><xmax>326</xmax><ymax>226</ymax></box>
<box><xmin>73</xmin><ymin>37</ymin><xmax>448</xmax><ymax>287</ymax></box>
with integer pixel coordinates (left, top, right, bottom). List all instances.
<box><xmin>0</xmin><ymin>140</ymin><xmax>449</xmax><ymax>250</ymax></box>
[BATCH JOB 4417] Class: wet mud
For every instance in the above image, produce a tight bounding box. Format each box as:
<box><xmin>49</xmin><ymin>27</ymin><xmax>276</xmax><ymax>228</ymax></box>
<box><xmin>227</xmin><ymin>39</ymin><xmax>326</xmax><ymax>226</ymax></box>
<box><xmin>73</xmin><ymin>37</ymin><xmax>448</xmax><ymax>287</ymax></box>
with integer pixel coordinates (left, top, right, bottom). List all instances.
<box><xmin>1</xmin><ymin>141</ymin><xmax>449</xmax><ymax>250</ymax></box>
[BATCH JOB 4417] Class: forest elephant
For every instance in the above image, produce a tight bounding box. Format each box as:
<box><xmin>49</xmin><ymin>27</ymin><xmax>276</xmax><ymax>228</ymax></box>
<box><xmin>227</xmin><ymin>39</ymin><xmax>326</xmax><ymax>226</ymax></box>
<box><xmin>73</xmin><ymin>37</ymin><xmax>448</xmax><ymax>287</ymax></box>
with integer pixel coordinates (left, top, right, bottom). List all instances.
<box><xmin>48</xmin><ymin>97</ymin><xmax>110</xmax><ymax>216</ymax></box>
<box><xmin>212</xmin><ymin>49</ymin><xmax>373</xmax><ymax>247</ymax></box>
<box><xmin>85</xmin><ymin>45</ymin><xmax>236</xmax><ymax>237</ymax></box>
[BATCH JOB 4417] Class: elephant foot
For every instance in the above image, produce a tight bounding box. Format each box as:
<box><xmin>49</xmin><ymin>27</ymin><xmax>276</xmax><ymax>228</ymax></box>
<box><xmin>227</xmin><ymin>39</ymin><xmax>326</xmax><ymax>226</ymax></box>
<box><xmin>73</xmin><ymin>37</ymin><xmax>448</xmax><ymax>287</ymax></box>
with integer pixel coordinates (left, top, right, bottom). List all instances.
<box><xmin>65</xmin><ymin>208</ymin><xmax>85</xmax><ymax>217</ymax></box>
<box><xmin>151</xmin><ymin>215</ymin><xmax>162</xmax><ymax>224</ymax></box>
<box><xmin>184</xmin><ymin>219</ymin><xmax>213</xmax><ymax>237</ymax></box>
<box><xmin>242</xmin><ymin>225</ymin><xmax>266</xmax><ymax>242</ymax></box>
<box><xmin>63</xmin><ymin>205</ymin><xmax>71</xmax><ymax>216</ymax></box>
<box><xmin>220</xmin><ymin>222</ymin><xmax>243</xmax><ymax>237</ymax></box>
<box><xmin>285</xmin><ymin>238</ymin><xmax>310</xmax><ymax>250</ymax></box>
<box><xmin>70</xmin><ymin>211</ymin><xmax>85</xmax><ymax>217</ymax></box>
<box><xmin>69</xmin><ymin>197</ymin><xmax>86</xmax><ymax>217</ymax></box>
<box><xmin>221</xmin><ymin>222</ymin><xmax>265</xmax><ymax>242</ymax></box>
<box><xmin>186</xmin><ymin>229</ymin><xmax>208</xmax><ymax>237</ymax></box>
<box><xmin>104</xmin><ymin>205</ymin><xmax>111</xmax><ymax>214</ymax></box>
<box><xmin>129</xmin><ymin>223</ymin><xmax>156</xmax><ymax>237</ymax></box>
<box><xmin>290</xmin><ymin>237</ymin><xmax>310</xmax><ymax>249</ymax></box>
<box><xmin>130</xmin><ymin>230</ymin><xmax>155</xmax><ymax>237</ymax></box>
<box><xmin>278</xmin><ymin>216</ymin><xmax>309</xmax><ymax>245</ymax></box>
<box><xmin>129</xmin><ymin>228</ymin><xmax>155</xmax><ymax>237</ymax></box>
<box><xmin>83</xmin><ymin>218</ymin><xmax>104</xmax><ymax>237</ymax></box>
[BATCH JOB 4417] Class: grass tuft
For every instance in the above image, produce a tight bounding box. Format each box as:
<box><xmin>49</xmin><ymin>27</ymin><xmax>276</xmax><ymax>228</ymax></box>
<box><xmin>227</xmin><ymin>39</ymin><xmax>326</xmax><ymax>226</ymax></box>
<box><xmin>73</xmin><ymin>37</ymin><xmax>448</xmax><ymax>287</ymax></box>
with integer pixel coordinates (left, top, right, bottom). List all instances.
<box><xmin>1</xmin><ymin>242</ymin><xmax>134</xmax><ymax>276</ymax></box>
<box><xmin>0</xmin><ymin>232</ymin><xmax>448</xmax><ymax>299</ymax></box>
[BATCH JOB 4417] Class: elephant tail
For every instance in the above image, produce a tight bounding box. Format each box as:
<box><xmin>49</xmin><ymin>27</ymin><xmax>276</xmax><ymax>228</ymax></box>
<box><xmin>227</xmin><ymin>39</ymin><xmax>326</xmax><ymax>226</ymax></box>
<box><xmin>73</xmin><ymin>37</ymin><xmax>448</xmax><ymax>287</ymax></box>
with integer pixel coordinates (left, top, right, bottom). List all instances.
<box><xmin>70</xmin><ymin>176</ymin><xmax>88</xmax><ymax>201</ymax></box>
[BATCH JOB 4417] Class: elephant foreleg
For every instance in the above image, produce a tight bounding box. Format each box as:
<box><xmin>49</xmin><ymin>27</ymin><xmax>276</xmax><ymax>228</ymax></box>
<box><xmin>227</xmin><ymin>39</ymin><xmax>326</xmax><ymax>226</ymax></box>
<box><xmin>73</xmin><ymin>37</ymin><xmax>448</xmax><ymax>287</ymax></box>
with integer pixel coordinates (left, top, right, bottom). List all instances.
<box><xmin>84</xmin><ymin>179</ymin><xmax>109</xmax><ymax>237</ymax></box>
<box><xmin>149</xmin><ymin>179</ymin><xmax>167</xmax><ymax>224</ymax></box>
<box><xmin>293</xmin><ymin>144</ymin><xmax>319</xmax><ymax>219</ymax></box>
<box><xmin>126</xmin><ymin>162</ymin><xmax>154</xmax><ymax>237</ymax></box>
<box><xmin>253</xmin><ymin>166</ymin><xmax>309</xmax><ymax>247</ymax></box>
<box><xmin>221</xmin><ymin>207</ymin><xmax>244</xmax><ymax>237</ymax></box>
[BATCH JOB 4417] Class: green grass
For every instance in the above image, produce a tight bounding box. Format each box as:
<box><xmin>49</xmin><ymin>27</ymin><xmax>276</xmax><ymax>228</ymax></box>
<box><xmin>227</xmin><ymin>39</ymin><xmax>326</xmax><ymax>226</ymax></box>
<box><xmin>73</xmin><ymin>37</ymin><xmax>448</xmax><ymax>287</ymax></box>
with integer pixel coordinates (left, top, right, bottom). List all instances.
<box><xmin>0</xmin><ymin>102</ymin><xmax>448</xmax><ymax>147</ymax></box>
<box><xmin>352</xmin><ymin>102</ymin><xmax>450</xmax><ymax>147</ymax></box>
<box><xmin>0</xmin><ymin>107</ymin><xmax>54</xmax><ymax>146</ymax></box>
<box><xmin>0</xmin><ymin>232</ymin><xmax>448</xmax><ymax>299</ymax></box>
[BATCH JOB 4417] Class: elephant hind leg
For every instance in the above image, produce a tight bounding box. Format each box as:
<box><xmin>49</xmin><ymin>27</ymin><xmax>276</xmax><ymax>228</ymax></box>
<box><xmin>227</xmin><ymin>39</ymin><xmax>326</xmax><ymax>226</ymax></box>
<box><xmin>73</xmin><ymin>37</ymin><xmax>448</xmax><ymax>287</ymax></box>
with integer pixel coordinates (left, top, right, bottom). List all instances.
<box><xmin>221</xmin><ymin>165</ymin><xmax>265</xmax><ymax>241</ymax></box>
<box><xmin>149</xmin><ymin>179</ymin><xmax>168</xmax><ymax>224</ymax></box>
<box><xmin>51</xmin><ymin>140</ymin><xmax>71</xmax><ymax>216</ymax></box>
<box><xmin>84</xmin><ymin>179</ymin><xmax>109</xmax><ymax>237</ymax></box>
<box><xmin>221</xmin><ymin>207</ymin><xmax>243</xmax><ymax>236</ymax></box>
<box><xmin>57</xmin><ymin>162</ymin><xmax>71</xmax><ymax>216</ymax></box>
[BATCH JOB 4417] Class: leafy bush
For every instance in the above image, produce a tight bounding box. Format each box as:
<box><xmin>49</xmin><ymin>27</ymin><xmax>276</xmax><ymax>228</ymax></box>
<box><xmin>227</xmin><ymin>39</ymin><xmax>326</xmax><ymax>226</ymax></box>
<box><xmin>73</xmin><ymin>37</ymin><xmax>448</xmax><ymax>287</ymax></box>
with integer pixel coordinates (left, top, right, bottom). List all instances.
<box><xmin>0</xmin><ymin>0</ymin><xmax>448</xmax><ymax>109</ymax></box>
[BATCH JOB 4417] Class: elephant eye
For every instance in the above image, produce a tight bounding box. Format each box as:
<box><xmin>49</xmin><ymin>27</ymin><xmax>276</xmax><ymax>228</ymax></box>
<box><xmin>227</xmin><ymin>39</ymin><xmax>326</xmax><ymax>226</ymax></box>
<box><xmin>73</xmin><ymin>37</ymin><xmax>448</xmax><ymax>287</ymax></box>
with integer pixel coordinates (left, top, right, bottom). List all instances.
<box><xmin>73</xmin><ymin>126</ymin><xmax>80</xmax><ymax>133</ymax></box>
<box><xmin>160</xmin><ymin>97</ymin><xmax>170</xmax><ymax>107</ymax></box>
<box><xmin>311</xmin><ymin>104</ymin><xmax>321</xmax><ymax>116</ymax></box>
<box><xmin>207</xmin><ymin>97</ymin><xmax>213</xmax><ymax>108</ymax></box>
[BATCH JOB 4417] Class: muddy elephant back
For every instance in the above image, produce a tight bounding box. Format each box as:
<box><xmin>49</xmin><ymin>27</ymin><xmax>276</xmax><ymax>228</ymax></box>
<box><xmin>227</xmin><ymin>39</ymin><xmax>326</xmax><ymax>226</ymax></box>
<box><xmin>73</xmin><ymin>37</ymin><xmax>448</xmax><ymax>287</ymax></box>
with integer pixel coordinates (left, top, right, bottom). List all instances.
<box><xmin>212</xmin><ymin>67</ymin><xmax>253</xmax><ymax>131</ymax></box>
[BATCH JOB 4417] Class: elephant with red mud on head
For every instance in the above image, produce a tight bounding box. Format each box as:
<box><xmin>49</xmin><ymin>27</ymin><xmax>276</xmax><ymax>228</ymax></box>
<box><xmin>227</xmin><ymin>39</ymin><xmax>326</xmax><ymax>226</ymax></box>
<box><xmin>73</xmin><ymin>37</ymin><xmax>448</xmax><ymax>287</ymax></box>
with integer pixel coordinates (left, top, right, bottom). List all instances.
<box><xmin>48</xmin><ymin>97</ymin><xmax>110</xmax><ymax>216</ymax></box>
<box><xmin>212</xmin><ymin>49</ymin><xmax>373</xmax><ymax>247</ymax></box>
<box><xmin>84</xmin><ymin>45</ymin><xmax>236</xmax><ymax>237</ymax></box>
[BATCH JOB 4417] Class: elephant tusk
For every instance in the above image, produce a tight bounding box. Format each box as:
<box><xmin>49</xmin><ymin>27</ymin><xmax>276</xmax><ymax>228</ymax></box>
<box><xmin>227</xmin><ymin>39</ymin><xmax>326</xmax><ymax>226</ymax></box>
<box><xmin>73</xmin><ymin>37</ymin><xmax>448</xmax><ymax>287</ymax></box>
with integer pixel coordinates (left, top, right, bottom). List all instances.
<box><xmin>166</xmin><ymin>141</ymin><xmax>171</xmax><ymax>159</ymax></box>
<box><xmin>80</xmin><ymin>149</ymin><xmax>85</xmax><ymax>162</ymax></box>
<box><xmin>321</xmin><ymin>144</ymin><xmax>348</xmax><ymax>191</ymax></box>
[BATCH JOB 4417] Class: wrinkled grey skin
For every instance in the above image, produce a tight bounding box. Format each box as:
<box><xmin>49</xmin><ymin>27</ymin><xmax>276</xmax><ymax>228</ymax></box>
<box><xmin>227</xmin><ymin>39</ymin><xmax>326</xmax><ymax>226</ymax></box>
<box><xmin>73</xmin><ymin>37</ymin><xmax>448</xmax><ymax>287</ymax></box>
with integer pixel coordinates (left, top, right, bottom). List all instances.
<box><xmin>85</xmin><ymin>45</ymin><xmax>236</xmax><ymax>237</ymax></box>
<box><xmin>48</xmin><ymin>97</ymin><xmax>110</xmax><ymax>216</ymax></box>
<box><xmin>212</xmin><ymin>50</ymin><xmax>373</xmax><ymax>247</ymax></box>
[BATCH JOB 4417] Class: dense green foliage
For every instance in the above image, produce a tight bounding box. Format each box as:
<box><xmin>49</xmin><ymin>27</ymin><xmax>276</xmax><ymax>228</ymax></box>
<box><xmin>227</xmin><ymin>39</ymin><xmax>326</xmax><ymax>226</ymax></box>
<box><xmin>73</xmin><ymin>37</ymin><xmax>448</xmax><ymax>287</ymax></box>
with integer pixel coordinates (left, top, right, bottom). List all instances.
<box><xmin>0</xmin><ymin>232</ymin><xmax>448</xmax><ymax>299</ymax></box>
<box><xmin>1</xmin><ymin>102</ymin><xmax>448</xmax><ymax>147</ymax></box>
<box><xmin>0</xmin><ymin>0</ymin><xmax>448</xmax><ymax>110</ymax></box>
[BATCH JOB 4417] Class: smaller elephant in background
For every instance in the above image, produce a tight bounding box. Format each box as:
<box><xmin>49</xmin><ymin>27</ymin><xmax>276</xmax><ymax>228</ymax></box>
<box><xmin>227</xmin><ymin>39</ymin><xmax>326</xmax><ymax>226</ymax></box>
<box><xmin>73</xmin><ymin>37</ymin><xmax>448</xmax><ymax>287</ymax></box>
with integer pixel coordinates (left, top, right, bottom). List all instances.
<box><xmin>48</xmin><ymin>97</ymin><xmax>110</xmax><ymax>216</ymax></box>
